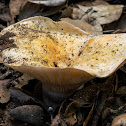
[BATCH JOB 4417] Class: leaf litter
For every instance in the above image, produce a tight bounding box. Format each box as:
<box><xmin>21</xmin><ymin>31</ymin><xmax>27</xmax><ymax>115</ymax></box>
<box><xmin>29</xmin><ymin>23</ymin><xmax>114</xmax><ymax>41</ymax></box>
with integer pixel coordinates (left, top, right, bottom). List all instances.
<box><xmin>0</xmin><ymin>0</ymin><xmax>125</xmax><ymax>126</ymax></box>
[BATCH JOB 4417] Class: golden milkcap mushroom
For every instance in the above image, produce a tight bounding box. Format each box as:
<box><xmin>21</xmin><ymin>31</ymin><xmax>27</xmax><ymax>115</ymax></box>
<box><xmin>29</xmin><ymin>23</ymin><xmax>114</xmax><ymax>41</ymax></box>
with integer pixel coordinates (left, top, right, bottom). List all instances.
<box><xmin>0</xmin><ymin>16</ymin><xmax>125</xmax><ymax>108</ymax></box>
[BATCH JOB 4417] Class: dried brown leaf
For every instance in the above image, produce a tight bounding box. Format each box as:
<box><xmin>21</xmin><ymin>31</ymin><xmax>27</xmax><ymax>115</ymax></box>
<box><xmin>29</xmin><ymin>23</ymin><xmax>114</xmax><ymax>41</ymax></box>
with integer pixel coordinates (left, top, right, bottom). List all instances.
<box><xmin>0</xmin><ymin>12</ymin><xmax>12</xmax><ymax>22</ymax></box>
<box><xmin>61</xmin><ymin>7</ymin><xmax>85</xmax><ymax>20</ymax></box>
<box><xmin>61</xmin><ymin>6</ymin><xmax>73</xmax><ymax>18</ymax></box>
<box><xmin>0</xmin><ymin>80</ymin><xmax>11</xmax><ymax>103</ymax></box>
<box><xmin>112</xmin><ymin>113</ymin><xmax>126</xmax><ymax>126</ymax></box>
<box><xmin>61</xmin><ymin>18</ymin><xmax>102</xmax><ymax>35</ymax></box>
<box><xmin>16</xmin><ymin>74</ymin><xmax>34</xmax><ymax>88</ymax></box>
<box><xmin>102</xmin><ymin>96</ymin><xmax>126</xmax><ymax>125</ymax></box>
<box><xmin>92</xmin><ymin>0</ymin><xmax>109</xmax><ymax>6</ymax></box>
<box><xmin>9</xmin><ymin>0</ymin><xmax>27</xmax><ymax>19</ymax></box>
<box><xmin>18</xmin><ymin>2</ymin><xmax>43</xmax><ymax>21</ymax></box>
<box><xmin>51</xmin><ymin>114</ymin><xmax>61</xmax><ymax>126</ymax></box>
<box><xmin>78</xmin><ymin>4</ymin><xmax>123</xmax><ymax>25</ymax></box>
<box><xmin>0</xmin><ymin>71</ymin><xmax>11</xmax><ymax>80</ymax></box>
<box><xmin>116</xmin><ymin>15</ymin><xmax>126</xmax><ymax>31</ymax></box>
<box><xmin>65</xmin><ymin>113</ymin><xmax>77</xmax><ymax>126</ymax></box>
<box><xmin>116</xmin><ymin>86</ymin><xmax>126</xmax><ymax>95</ymax></box>
<box><xmin>72</xmin><ymin>75</ymin><xmax>115</xmax><ymax>104</ymax></box>
<box><xmin>18</xmin><ymin>1</ymin><xmax>66</xmax><ymax>21</ymax></box>
<box><xmin>72</xmin><ymin>7</ymin><xmax>85</xmax><ymax>20</ymax></box>
<box><xmin>74</xmin><ymin>0</ymin><xmax>109</xmax><ymax>6</ymax></box>
<box><xmin>83</xmin><ymin>103</ymin><xmax>95</xmax><ymax>126</ymax></box>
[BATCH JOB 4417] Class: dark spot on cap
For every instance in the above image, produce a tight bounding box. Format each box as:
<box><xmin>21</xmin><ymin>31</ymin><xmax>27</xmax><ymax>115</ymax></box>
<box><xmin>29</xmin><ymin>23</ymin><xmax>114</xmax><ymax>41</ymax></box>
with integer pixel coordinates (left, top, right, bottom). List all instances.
<box><xmin>0</xmin><ymin>32</ymin><xmax>16</xmax><ymax>53</ymax></box>
<box><xmin>78</xmin><ymin>51</ymin><xmax>82</xmax><ymax>56</ymax></box>
<box><xmin>53</xmin><ymin>62</ymin><xmax>58</xmax><ymax>67</ymax></box>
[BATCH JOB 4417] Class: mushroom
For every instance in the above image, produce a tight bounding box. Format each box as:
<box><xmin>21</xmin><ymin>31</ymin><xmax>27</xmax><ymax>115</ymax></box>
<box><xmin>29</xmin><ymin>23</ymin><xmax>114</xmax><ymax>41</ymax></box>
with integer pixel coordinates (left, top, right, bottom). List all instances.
<box><xmin>0</xmin><ymin>16</ymin><xmax>125</xmax><ymax>108</ymax></box>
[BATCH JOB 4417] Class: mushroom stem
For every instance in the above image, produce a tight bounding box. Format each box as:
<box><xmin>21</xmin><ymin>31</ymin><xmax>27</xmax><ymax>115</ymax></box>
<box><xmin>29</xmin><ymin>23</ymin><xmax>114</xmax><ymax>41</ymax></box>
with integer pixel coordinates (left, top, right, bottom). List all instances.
<box><xmin>42</xmin><ymin>85</ymin><xmax>70</xmax><ymax>108</ymax></box>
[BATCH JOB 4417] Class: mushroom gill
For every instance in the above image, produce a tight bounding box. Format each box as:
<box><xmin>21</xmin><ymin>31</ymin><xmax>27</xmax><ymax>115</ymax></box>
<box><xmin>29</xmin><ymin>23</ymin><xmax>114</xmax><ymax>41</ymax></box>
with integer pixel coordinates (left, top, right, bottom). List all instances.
<box><xmin>0</xmin><ymin>16</ymin><xmax>125</xmax><ymax>108</ymax></box>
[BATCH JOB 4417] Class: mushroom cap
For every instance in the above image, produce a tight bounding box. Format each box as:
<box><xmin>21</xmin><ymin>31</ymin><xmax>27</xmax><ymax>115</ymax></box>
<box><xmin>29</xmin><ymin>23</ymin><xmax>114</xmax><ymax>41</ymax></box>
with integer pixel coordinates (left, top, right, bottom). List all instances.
<box><xmin>0</xmin><ymin>16</ymin><xmax>126</xmax><ymax>94</ymax></box>
<box><xmin>73</xmin><ymin>34</ymin><xmax>126</xmax><ymax>77</ymax></box>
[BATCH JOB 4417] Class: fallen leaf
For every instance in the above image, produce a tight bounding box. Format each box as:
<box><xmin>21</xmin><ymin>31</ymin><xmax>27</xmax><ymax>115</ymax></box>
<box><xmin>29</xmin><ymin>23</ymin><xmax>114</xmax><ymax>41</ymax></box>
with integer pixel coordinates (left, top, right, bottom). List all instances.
<box><xmin>0</xmin><ymin>71</ymin><xmax>11</xmax><ymax>80</ymax></box>
<box><xmin>87</xmin><ymin>91</ymin><xmax>108</xmax><ymax>126</ymax></box>
<box><xmin>65</xmin><ymin>112</ymin><xmax>77</xmax><ymax>126</ymax></box>
<box><xmin>0</xmin><ymin>79</ymin><xmax>11</xmax><ymax>103</ymax></box>
<box><xmin>18</xmin><ymin>1</ymin><xmax>66</xmax><ymax>21</ymax></box>
<box><xmin>9</xmin><ymin>0</ymin><xmax>27</xmax><ymax>19</ymax></box>
<box><xmin>9</xmin><ymin>88</ymin><xmax>38</xmax><ymax>105</ymax></box>
<box><xmin>116</xmin><ymin>14</ymin><xmax>126</xmax><ymax>31</ymax></box>
<box><xmin>61</xmin><ymin>6</ymin><xmax>103</xmax><ymax>35</ymax></box>
<box><xmin>61</xmin><ymin>18</ymin><xmax>102</xmax><ymax>35</ymax></box>
<box><xmin>112</xmin><ymin>113</ymin><xmax>126</xmax><ymax>126</ymax></box>
<box><xmin>16</xmin><ymin>73</ymin><xmax>34</xmax><ymax>88</ymax></box>
<box><xmin>61</xmin><ymin>6</ymin><xmax>73</xmax><ymax>18</ymax></box>
<box><xmin>102</xmin><ymin>96</ymin><xmax>126</xmax><ymax>125</ymax></box>
<box><xmin>0</xmin><ymin>8</ymin><xmax>12</xmax><ymax>22</ymax></box>
<box><xmin>18</xmin><ymin>2</ymin><xmax>43</xmax><ymax>21</ymax></box>
<box><xmin>0</xmin><ymin>2</ymin><xmax>5</xmax><ymax>9</ymax></box>
<box><xmin>72</xmin><ymin>7</ymin><xmax>85</xmax><ymax>20</ymax></box>
<box><xmin>83</xmin><ymin>103</ymin><xmax>95</xmax><ymax>126</ymax></box>
<box><xmin>0</xmin><ymin>24</ymin><xmax>6</xmax><ymax>31</ymax></box>
<box><xmin>116</xmin><ymin>86</ymin><xmax>126</xmax><ymax>96</ymax></box>
<box><xmin>51</xmin><ymin>114</ymin><xmax>61</xmax><ymax>126</ymax></box>
<box><xmin>78</xmin><ymin>4</ymin><xmax>123</xmax><ymax>25</ymax></box>
<box><xmin>92</xmin><ymin>0</ymin><xmax>109</xmax><ymax>6</ymax></box>
<box><xmin>72</xmin><ymin>75</ymin><xmax>115</xmax><ymax>105</ymax></box>
<box><xmin>61</xmin><ymin>6</ymin><xmax>85</xmax><ymax>20</ymax></box>
<box><xmin>74</xmin><ymin>0</ymin><xmax>109</xmax><ymax>7</ymax></box>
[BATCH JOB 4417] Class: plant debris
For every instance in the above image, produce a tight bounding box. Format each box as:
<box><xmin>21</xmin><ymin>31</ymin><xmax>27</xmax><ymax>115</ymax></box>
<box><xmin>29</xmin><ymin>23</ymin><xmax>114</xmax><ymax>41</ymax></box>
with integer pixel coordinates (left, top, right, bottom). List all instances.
<box><xmin>0</xmin><ymin>0</ymin><xmax>125</xmax><ymax>126</ymax></box>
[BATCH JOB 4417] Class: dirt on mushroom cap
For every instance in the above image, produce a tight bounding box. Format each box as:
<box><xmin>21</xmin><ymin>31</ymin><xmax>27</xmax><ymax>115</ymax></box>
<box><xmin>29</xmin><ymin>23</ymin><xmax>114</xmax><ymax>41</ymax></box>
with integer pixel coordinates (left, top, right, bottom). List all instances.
<box><xmin>73</xmin><ymin>34</ymin><xmax>126</xmax><ymax>77</ymax></box>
